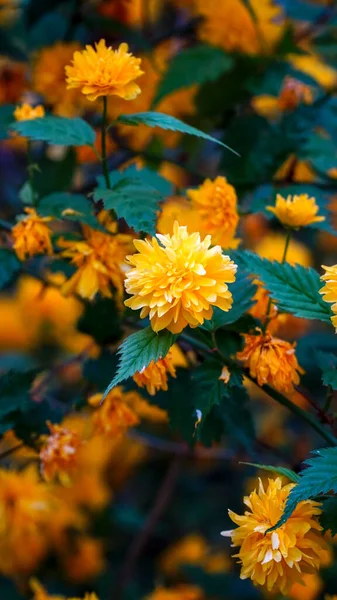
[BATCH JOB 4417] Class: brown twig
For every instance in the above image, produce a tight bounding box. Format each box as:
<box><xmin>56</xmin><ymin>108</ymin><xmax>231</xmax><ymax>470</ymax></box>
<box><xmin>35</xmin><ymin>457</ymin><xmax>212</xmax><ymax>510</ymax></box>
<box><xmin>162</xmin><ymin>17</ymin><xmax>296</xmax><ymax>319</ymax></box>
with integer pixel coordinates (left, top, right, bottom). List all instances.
<box><xmin>115</xmin><ymin>455</ymin><xmax>182</xmax><ymax>599</ymax></box>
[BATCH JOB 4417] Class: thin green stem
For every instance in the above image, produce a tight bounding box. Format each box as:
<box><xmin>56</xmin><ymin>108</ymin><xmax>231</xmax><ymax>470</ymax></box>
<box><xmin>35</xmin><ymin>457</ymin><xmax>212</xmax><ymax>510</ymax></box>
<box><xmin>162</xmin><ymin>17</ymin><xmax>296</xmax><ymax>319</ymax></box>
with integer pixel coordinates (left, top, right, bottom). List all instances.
<box><xmin>324</xmin><ymin>387</ymin><xmax>334</xmax><ymax>414</ymax></box>
<box><xmin>101</xmin><ymin>96</ymin><xmax>111</xmax><ymax>190</ymax></box>
<box><xmin>281</xmin><ymin>229</ymin><xmax>291</xmax><ymax>264</ymax></box>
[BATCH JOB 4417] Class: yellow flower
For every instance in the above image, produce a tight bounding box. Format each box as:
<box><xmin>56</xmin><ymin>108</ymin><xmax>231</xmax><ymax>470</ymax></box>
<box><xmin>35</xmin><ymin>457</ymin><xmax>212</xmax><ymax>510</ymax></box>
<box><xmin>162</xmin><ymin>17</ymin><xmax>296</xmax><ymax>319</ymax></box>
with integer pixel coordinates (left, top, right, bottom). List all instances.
<box><xmin>14</xmin><ymin>102</ymin><xmax>45</xmax><ymax>121</ymax></box>
<box><xmin>125</xmin><ymin>391</ymin><xmax>168</xmax><ymax>422</ymax></box>
<box><xmin>0</xmin><ymin>467</ymin><xmax>51</xmax><ymax>576</ymax></box>
<box><xmin>196</xmin><ymin>0</ymin><xmax>282</xmax><ymax>55</ymax></box>
<box><xmin>237</xmin><ymin>330</ymin><xmax>304</xmax><ymax>394</ymax></box>
<box><xmin>99</xmin><ymin>0</ymin><xmax>162</xmax><ymax>26</ymax></box>
<box><xmin>40</xmin><ymin>422</ymin><xmax>84</xmax><ymax>483</ymax></box>
<box><xmin>221</xmin><ymin>477</ymin><xmax>329</xmax><ymax>594</ymax></box>
<box><xmin>133</xmin><ymin>350</ymin><xmax>177</xmax><ymax>395</ymax></box>
<box><xmin>59</xmin><ymin>224</ymin><xmax>132</xmax><ymax>302</ymax></box>
<box><xmin>275</xmin><ymin>154</ymin><xmax>316</xmax><ymax>183</ymax></box>
<box><xmin>30</xmin><ymin>579</ymin><xmax>99</xmax><ymax>600</ymax></box>
<box><xmin>159</xmin><ymin>534</ymin><xmax>207</xmax><ymax>576</ymax></box>
<box><xmin>65</xmin><ymin>39</ymin><xmax>143</xmax><ymax>102</ymax></box>
<box><xmin>0</xmin><ymin>0</ymin><xmax>19</xmax><ymax>26</ymax></box>
<box><xmin>187</xmin><ymin>176</ymin><xmax>240</xmax><ymax>248</ymax></box>
<box><xmin>157</xmin><ymin>196</ymin><xmax>201</xmax><ymax>236</ymax></box>
<box><xmin>12</xmin><ymin>207</ymin><xmax>53</xmax><ymax>261</ymax></box>
<box><xmin>0</xmin><ymin>57</ymin><xmax>27</xmax><ymax>105</ymax></box>
<box><xmin>289</xmin><ymin>573</ymin><xmax>323</xmax><ymax>600</ymax></box>
<box><xmin>267</xmin><ymin>193</ymin><xmax>325</xmax><ymax>228</ymax></box>
<box><xmin>145</xmin><ymin>585</ymin><xmax>204</xmax><ymax>600</ymax></box>
<box><xmin>88</xmin><ymin>386</ymin><xmax>140</xmax><ymax>437</ymax></box>
<box><xmin>61</xmin><ymin>536</ymin><xmax>105</xmax><ymax>583</ymax></box>
<box><xmin>125</xmin><ymin>222</ymin><xmax>237</xmax><ymax>334</ymax></box>
<box><xmin>255</xmin><ymin>233</ymin><xmax>312</xmax><ymax>266</ymax></box>
<box><xmin>290</xmin><ymin>52</ymin><xmax>337</xmax><ymax>91</ymax></box>
<box><xmin>320</xmin><ymin>264</ymin><xmax>337</xmax><ymax>331</ymax></box>
<box><xmin>252</xmin><ymin>77</ymin><xmax>314</xmax><ymax>119</ymax></box>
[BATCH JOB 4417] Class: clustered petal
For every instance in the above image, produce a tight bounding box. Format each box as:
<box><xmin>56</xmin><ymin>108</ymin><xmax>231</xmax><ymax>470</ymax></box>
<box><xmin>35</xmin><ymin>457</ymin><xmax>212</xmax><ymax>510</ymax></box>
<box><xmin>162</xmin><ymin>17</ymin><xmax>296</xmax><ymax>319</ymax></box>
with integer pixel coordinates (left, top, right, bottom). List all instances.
<box><xmin>125</xmin><ymin>222</ymin><xmax>237</xmax><ymax>334</ymax></box>
<box><xmin>187</xmin><ymin>176</ymin><xmax>240</xmax><ymax>248</ymax></box>
<box><xmin>221</xmin><ymin>477</ymin><xmax>330</xmax><ymax>594</ymax></box>
<box><xmin>320</xmin><ymin>264</ymin><xmax>337</xmax><ymax>331</ymax></box>
<box><xmin>237</xmin><ymin>330</ymin><xmax>303</xmax><ymax>394</ymax></box>
<box><xmin>88</xmin><ymin>387</ymin><xmax>140</xmax><ymax>437</ymax></box>
<box><xmin>58</xmin><ymin>224</ymin><xmax>132</xmax><ymax>302</ymax></box>
<box><xmin>65</xmin><ymin>39</ymin><xmax>144</xmax><ymax>101</ymax></box>
<box><xmin>40</xmin><ymin>422</ymin><xmax>84</xmax><ymax>483</ymax></box>
<box><xmin>12</xmin><ymin>207</ymin><xmax>53</xmax><ymax>260</ymax></box>
<box><xmin>133</xmin><ymin>350</ymin><xmax>177</xmax><ymax>395</ymax></box>
<box><xmin>267</xmin><ymin>193</ymin><xmax>325</xmax><ymax>228</ymax></box>
<box><xmin>14</xmin><ymin>102</ymin><xmax>45</xmax><ymax>121</ymax></box>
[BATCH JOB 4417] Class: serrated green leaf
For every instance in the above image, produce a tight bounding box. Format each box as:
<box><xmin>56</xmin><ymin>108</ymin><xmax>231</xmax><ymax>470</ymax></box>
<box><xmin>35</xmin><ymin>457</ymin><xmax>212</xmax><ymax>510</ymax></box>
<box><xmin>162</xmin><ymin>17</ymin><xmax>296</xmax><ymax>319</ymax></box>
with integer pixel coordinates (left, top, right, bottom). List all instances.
<box><xmin>154</xmin><ymin>45</ymin><xmax>233</xmax><ymax>105</ymax></box>
<box><xmin>232</xmin><ymin>250</ymin><xmax>331</xmax><ymax>323</ymax></box>
<box><xmin>103</xmin><ymin>327</ymin><xmax>176</xmax><ymax>397</ymax></box>
<box><xmin>97</xmin><ymin>164</ymin><xmax>173</xmax><ymax>197</ymax></box>
<box><xmin>0</xmin><ymin>249</ymin><xmax>20</xmax><ymax>289</ymax></box>
<box><xmin>116</xmin><ymin>112</ymin><xmax>239</xmax><ymax>155</ymax></box>
<box><xmin>320</xmin><ymin>497</ymin><xmax>337</xmax><ymax>535</ymax></box>
<box><xmin>94</xmin><ymin>180</ymin><xmax>161</xmax><ymax>235</ymax></box>
<box><xmin>11</xmin><ymin>116</ymin><xmax>96</xmax><ymax>147</ymax></box>
<box><xmin>192</xmin><ymin>358</ymin><xmax>225</xmax><ymax>419</ymax></box>
<box><xmin>38</xmin><ymin>193</ymin><xmax>103</xmax><ymax>230</ymax></box>
<box><xmin>242</xmin><ymin>462</ymin><xmax>300</xmax><ymax>483</ymax></box>
<box><xmin>202</xmin><ymin>275</ymin><xmax>257</xmax><ymax>332</ymax></box>
<box><xmin>322</xmin><ymin>369</ymin><xmax>337</xmax><ymax>390</ymax></box>
<box><xmin>268</xmin><ymin>447</ymin><xmax>337</xmax><ymax>532</ymax></box>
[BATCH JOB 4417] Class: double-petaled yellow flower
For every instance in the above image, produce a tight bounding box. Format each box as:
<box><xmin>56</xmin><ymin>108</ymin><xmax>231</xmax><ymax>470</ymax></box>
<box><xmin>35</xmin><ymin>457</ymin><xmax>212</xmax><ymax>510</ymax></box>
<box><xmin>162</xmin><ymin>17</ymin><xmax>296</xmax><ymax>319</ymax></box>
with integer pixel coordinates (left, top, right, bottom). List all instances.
<box><xmin>12</xmin><ymin>207</ymin><xmax>53</xmax><ymax>261</ymax></box>
<box><xmin>320</xmin><ymin>264</ymin><xmax>337</xmax><ymax>331</ymax></box>
<box><xmin>133</xmin><ymin>351</ymin><xmax>177</xmax><ymax>395</ymax></box>
<box><xmin>65</xmin><ymin>39</ymin><xmax>143</xmax><ymax>102</ymax></box>
<box><xmin>237</xmin><ymin>331</ymin><xmax>304</xmax><ymax>394</ymax></box>
<box><xmin>267</xmin><ymin>194</ymin><xmax>325</xmax><ymax>229</ymax></box>
<box><xmin>221</xmin><ymin>477</ymin><xmax>330</xmax><ymax>594</ymax></box>
<box><xmin>187</xmin><ymin>176</ymin><xmax>240</xmax><ymax>248</ymax></box>
<box><xmin>40</xmin><ymin>422</ymin><xmax>84</xmax><ymax>483</ymax></box>
<box><xmin>14</xmin><ymin>102</ymin><xmax>45</xmax><ymax>121</ymax></box>
<box><xmin>125</xmin><ymin>222</ymin><xmax>237</xmax><ymax>334</ymax></box>
<box><xmin>88</xmin><ymin>387</ymin><xmax>140</xmax><ymax>437</ymax></box>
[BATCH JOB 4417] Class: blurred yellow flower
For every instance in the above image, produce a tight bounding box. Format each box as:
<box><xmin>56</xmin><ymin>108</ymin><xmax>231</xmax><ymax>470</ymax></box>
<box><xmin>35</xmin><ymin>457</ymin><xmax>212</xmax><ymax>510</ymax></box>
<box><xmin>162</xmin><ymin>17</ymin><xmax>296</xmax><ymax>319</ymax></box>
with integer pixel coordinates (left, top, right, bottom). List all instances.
<box><xmin>237</xmin><ymin>331</ymin><xmax>304</xmax><ymax>394</ymax></box>
<box><xmin>290</xmin><ymin>52</ymin><xmax>337</xmax><ymax>91</ymax></box>
<box><xmin>65</xmin><ymin>40</ymin><xmax>143</xmax><ymax>102</ymax></box>
<box><xmin>12</xmin><ymin>207</ymin><xmax>53</xmax><ymax>261</ymax></box>
<box><xmin>255</xmin><ymin>233</ymin><xmax>312</xmax><ymax>266</ymax></box>
<box><xmin>267</xmin><ymin>193</ymin><xmax>325</xmax><ymax>228</ymax></box>
<box><xmin>133</xmin><ymin>351</ymin><xmax>176</xmax><ymax>395</ymax></box>
<box><xmin>252</xmin><ymin>77</ymin><xmax>313</xmax><ymax>119</ymax></box>
<box><xmin>76</xmin><ymin>129</ymin><xmax>115</xmax><ymax>163</ymax></box>
<box><xmin>59</xmin><ymin>225</ymin><xmax>132</xmax><ymax>302</ymax></box>
<box><xmin>187</xmin><ymin>176</ymin><xmax>240</xmax><ymax>248</ymax></box>
<box><xmin>99</xmin><ymin>0</ymin><xmax>162</xmax><ymax>26</ymax></box>
<box><xmin>0</xmin><ymin>467</ymin><xmax>51</xmax><ymax>576</ymax></box>
<box><xmin>289</xmin><ymin>573</ymin><xmax>323</xmax><ymax>600</ymax></box>
<box><xmin>125</xmin><ymin>222</ymin><xmax>237</xmax><ymax>333</ymax></box>
<box><xmin>320</xmin><ymin>264</ymin><xmax>337</xmax><ymax>331</ymax></box>
<box><xmin>145</xmin><ymin>585</ymin><xmax>204</xmax><ymax>600</ymax></box>
<box><xmin>222</xmin><ymin>477</ymin><xmax>329</xmax><ymax>594</ymax></box>
<box><xmin>0</xmin><ymin>0</ymin><xmax>19</xmax><ymax>26</ymax></box>
<box><xmin>89</xmin><ymin>387</ymin><xmax>140</xmax><ymax>437</ymax></box>
<box><xmin>40</xmin><ymin>422</ymin><xmax>84</xmax><ymax>483</ymax></box>
<box><xmin>14</xmin><ymin>102</ymin><xmax>45</xmax><ymax>121</ymax></box>
<box><xmin>61</xmin><ymin>536</ymin><xmax>106</xmax><ymax>583</ymax></box>
<box><xmin>157</xmin><ymin>196</ymin><xmax>201</xmax><ymax>236</ymax></box>
<box><xmin>31</xmin><ymin>579</ymin><xmax>99</xmax><ymax>600</ymax></box>
<box><xmin>275</xmin><ymin>154</ymin><xmax>316</xmax><ymax>183</ymax></box>
<box><xmin>159</xmin><ymin>534</ymin><xmax>207</xmax><ymax>576</ymax></box>
<box><xmin>0</xmin><ymin>57</ymin><xmax>27</xmax><ymax>105</ymax></box>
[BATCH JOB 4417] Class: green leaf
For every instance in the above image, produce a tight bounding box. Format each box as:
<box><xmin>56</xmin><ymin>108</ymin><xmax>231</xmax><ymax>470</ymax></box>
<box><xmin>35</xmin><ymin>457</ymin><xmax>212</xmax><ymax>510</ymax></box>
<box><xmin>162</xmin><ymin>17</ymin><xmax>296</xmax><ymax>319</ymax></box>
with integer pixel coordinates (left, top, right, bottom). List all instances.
<box><xmin>0</xmin><ymin>249</ymin><xmax>20</xmax><ymax>289</ymax></box>
<box><xmin>0</xmin><ymin>369</ymin><xmax>38</xmax><ymax>435</ymax></box>
<box><xmin>232</xmin><ymin>250</ymin><xmax>331</xmax><ymax>323</ymax></box>
<box><xmin>94</xmin><ymin>180</ymin><xmax>161</xmax><ymax>236</ymax></box>
<box><xmin>98</xmin><ymin>164</ymin><xmax>173</xmax><ymax>197</ymax></box>
<box><xmin>154</xmin><ymin>45</ymin><xmax>233</xmax><ymax>105</ymax></box>
<box><xmin>116</xmin><ymin>112</ymin><xmax>239</xmax><ymax>155</ymax></box>
<box><xmin>38</xmin><ymin>193</ymin><xmax>103</xmax><ymax>230</ymax></box>
<box><xmin>11</xmin><ymin>116</ymin><xmax>96</xmax><ymax>147</ymax></box>
<box><xmin>192</xmin><ymin>358</ymin><xmax>225</xmax><ymax>420</ymax></box>
<box><xmin>77</xmin><ymin>298</ymin><xmax>122</xmax><ymax>345</ymax></box>
<box><xmin>103</xmin><ymin>327</ymin><xmax>176</xmax><ymax>396</ymax></box>
<box><xmin>320</xmin><ymin>497</ymin><xmax>337</xmax><ymax>535</ymax></box>
<box><xmin>268</xmin><ymin>448</ymin><xmax>337</xmax><ymax>532</ymax></box>
<box><xmin>34</xmin><ymin>148</ymin><xmax>76</xmax><ymax>197</ymax></box>
<box><xmin>202</xmin><ymin>275</ymin><xmax>257</xmax><ymax>331</ymax></box>
<box><xmin>322</xmin><ymin>369</ymin><xmax>337</xmax><ymax>390</ymax></box>
<box><xmin>19</xmin><ymin>182</ymin><xmax>34</xmax><ymax>205</ymax></box>
<box><xmin>0</xmin><ymin>104</ymin><xmax>15</xmax><ymax>140</ymax></box>
<box><xmin>242</xmin><ymin>462</ymin><xmax>300</xmax><ymax>483</ymax></box>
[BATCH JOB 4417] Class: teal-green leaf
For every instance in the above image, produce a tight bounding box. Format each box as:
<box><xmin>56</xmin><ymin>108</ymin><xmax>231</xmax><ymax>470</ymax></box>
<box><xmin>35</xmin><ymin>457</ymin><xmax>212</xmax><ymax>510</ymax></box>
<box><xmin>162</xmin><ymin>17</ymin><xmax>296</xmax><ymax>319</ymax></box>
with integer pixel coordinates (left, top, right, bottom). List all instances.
<box><xmin>242</xmin><ymin>462</ymin><xmax>300</xmax><ymax>483</ymax></box>
<box><xmin>103</xmin><ymin>327</ymin><xmax>176</xmax><ymax>397</ymax></box>
<box><xmin>38</xmin><ymin>193</ymin><xmax>103</xmax><ymax>230</ymax></box>
<box><xmin>192</xmin><ymin>358</ymin><xmax>225</xmax><ymax>420</ymax></box>
<box><xmin>0</xmin><ymin>104</ymin><xmax>15</xmax><ymax>140</ymax></box>
<box><xmin>98</xmin><ymin>164</ymin><xmax>173</xmax><ymax>197</ymax></box>
<box><xmin>268</xmin><ymin>447</ymin><xmax>337</xmax><ymax>532</ymax></box>
<box><xmin>202</xmin><ymin>274</ymin><xmax>257</xmax><ymax>331</ymax></box>
<box><xmin>0</xmin><ymin>369</ymin><xmax>38</xmax><ymax>434</ymax></box>
<box><xmin>154</xmin><ymin>45</ymin><xmax>233</xmax><ymax>105</ymax></box>
<box><xmin>11</xmin><ymin>116</ymin><xmax>96</xmax><ymax>147</ymax></box>
<box><xmin>94</xmin><ymin>180</ymin><xmax>162</xmax><ymax>235</ymax></box>
<box><xmin>320</xmin><ymin>497</ymin><xmax>337</xmax><ymax>535</ymax></box>
<box><xmin>232</xmin><ymin>250</ymin><xmax>331</xmax><ymax>323</ymax></box>
<box><xmin>322</xmin><ymin>369</ymin><xmax>337</xmax><ymax>390</ymax></box>
<box><xmin>0</xmin><ymin>249</ymin><xmax>20</xmax><ymax>289</ymax></box>
<box><xmin>116</xmin><ymin>112</ymin><xmax>239</xmax><ymax>155</ymax></box>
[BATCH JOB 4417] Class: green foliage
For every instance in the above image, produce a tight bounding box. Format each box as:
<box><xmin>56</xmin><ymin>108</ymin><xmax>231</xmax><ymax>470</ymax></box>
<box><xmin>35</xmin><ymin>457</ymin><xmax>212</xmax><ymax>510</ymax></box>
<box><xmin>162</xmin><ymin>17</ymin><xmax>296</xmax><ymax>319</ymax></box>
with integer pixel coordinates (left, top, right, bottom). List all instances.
<box><xmin>320</xmin><ymin>497</ymin><xmax>337</xmax><ymax>535</ymax></box>
<box><xmin>0</xmin><ymin>105</ymin><xmax>15</xmax><ymax>140</ymax></box>
<box><xmin>0</xmin><ymin>249</ymin><xmax>20</xmax><ymax>289</ymax></box>
<box><xmin>77</xmin><ymin>298</ymin><xmax>122</xmax><ymax>345</ymax></box>
<box><xmin>104</xmin><ymin>326</ymin><xmax>176</xmax><ymax>395</ymax></box>
<box><xmin>268</xmin><ymin>448</ymin><xmax>337</xmax><ymax>531</ymax></box>
<box><xmin>192</xmin><ymin>358</ymin><xmax>225</xmax><ymax>419</ymax></box>
<box><xmin>34</xmin><ymin>148</ymin><xmax>77</xmax><ymax>197</ymax></box>
<box><xmin>154</xmin><ymin>45</ymin><xmax>234</xmax><ymax>105</ymax></box>
<box><xmin>38</xmin><ymin>192</ymin><xmax>103</xmax><ymax>230</ymax></box>
<box><xmin>202</xmin><ymin>275</ymin><xmax>257</xmax><ymax>331</ymax></box>
<box><xmin>11</xmin><ymin>117</ymin><xmax>96</xmax><ymax>147</ymax></box>
<box><xmin>0</xmin><ymin>370</ymin><xmax>38</xmax><ymax>435</ymax></box>
<box><xmin>116</xmin><ymin>112</ymin><xmax>239</xmax><ymax>155</ymax></box>
<box><xmin>242</xmin><ymin>462</ymin><xmax>300</xmax><ymax>483</ymax></box>
<box><xmin>322</xmin><ymin>369</ymin><xmax>337</xmax><ymax>390</ymax></box>
<box><xmin>232</xmin><ymin>250</ymin><xmax>332</xmax><ymax>323</ymax></box>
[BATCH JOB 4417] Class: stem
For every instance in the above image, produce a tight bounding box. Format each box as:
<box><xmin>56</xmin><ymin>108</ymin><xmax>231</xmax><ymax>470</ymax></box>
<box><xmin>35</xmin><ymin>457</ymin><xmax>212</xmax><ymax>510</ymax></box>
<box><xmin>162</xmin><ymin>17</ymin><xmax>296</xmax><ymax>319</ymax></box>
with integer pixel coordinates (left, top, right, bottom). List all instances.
<box><xmin>281</xmin><ymin>229</ymin><xmax>291</xmax><ymax>264</ymax></box>
<box><xmin>247</xmin><ymin>374</ymin><xmax>337</xmax><ymax>447</ymax></box>
<box><xmin>101</xmin><ymin>96</ymin><xmax>111</xmax><ymax>190</ymax></box>
<box><xmin>324</xmin><ymin>387</ymin><xmax>334</xmax><ymax>414</ymax></box>
<box><xmin>0</xmin><ymin>442</ymin><xmax>24</xmax><ymax>461</ymax></box>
